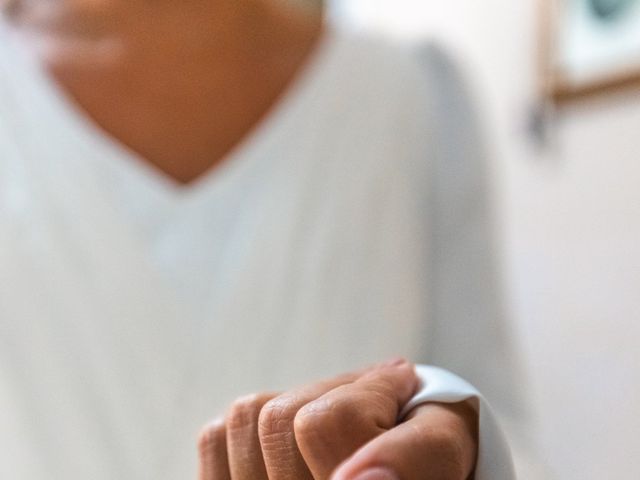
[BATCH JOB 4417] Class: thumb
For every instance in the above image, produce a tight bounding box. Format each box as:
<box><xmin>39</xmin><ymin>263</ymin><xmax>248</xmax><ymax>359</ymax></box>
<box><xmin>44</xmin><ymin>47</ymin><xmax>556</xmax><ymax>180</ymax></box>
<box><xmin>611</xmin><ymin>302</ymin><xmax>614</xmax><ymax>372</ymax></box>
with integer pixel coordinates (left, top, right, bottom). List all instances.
<box><xmin>331</xmin><ymin>401</ymin><xmax>478</xmax><ymax>480</ymax></box>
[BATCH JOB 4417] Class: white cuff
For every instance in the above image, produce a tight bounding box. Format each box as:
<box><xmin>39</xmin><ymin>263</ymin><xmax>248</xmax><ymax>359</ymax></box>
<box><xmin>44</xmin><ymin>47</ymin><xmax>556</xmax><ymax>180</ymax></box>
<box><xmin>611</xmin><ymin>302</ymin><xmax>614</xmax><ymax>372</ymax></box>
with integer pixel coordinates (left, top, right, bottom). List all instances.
<box><xmin>401</xmin><ymin>365</ymin><xmax>516</xmax><ymax>480</ymax></box>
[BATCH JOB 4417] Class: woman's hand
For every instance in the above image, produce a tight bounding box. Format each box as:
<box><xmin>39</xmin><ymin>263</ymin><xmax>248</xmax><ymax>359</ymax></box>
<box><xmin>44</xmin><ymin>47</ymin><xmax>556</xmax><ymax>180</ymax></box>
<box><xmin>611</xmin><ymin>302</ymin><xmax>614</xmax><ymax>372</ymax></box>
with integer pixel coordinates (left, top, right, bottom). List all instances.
<box><xmin>198</xmin><ymin>359</ymin><xmax>478</xmax><ymax>480</ymax></box>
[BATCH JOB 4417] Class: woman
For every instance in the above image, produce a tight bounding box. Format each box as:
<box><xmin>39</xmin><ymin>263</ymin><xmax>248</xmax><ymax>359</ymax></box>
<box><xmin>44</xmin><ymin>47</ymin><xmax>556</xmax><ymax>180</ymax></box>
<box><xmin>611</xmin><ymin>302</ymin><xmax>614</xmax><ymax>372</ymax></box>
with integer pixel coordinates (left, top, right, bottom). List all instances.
<box><xmin>0</xmin><ymin>0</ymin><xmax>514</xmax><ymax>478</ymax></box>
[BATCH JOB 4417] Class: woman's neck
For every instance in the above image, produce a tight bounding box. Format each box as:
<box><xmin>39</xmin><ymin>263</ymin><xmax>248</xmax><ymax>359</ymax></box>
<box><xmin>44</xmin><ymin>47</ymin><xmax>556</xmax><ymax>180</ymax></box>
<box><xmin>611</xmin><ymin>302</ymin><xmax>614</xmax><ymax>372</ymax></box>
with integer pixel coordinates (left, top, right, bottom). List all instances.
<box><xmin>8</xmin><ymin>0</ymin><xmax>323</xmax><ymax>184</ymax></box>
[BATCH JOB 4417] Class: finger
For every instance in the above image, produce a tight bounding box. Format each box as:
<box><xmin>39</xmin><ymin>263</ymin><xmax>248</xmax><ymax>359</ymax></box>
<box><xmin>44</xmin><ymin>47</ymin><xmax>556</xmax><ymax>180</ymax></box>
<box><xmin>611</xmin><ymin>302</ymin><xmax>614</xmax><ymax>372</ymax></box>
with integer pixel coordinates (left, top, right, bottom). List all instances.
<box><xmin>294</xmin><ymin>359</ymin><xmax>419</xmax><ymax>479</ymax></box>
<box><xmin>198</xmin><ymin>418</ymin><xmax>231</xmax><ymax>480</ymax></box>
<box><xmin>225</xmin><ymin>392</ymin><xmax>278</xmax><ymax>480</ymax></box>
<box><xmin>258</xmin><ymin>372</ymin><xmax>361</xmax><ymax>480</ymax></box>
<box><xmin>331</xmin><ymin>401</ymin><xmax>479</xmax><ymax>480</ymax></box>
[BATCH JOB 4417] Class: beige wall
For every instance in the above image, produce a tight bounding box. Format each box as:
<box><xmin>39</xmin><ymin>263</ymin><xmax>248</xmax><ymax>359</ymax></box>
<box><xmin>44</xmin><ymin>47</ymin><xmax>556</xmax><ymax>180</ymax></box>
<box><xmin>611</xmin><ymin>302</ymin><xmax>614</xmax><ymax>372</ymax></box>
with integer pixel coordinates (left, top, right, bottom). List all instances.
<box><xmin>330</xmin><ymin>1</ymin><xmax>640</xmax><ymax>478</ymax></box>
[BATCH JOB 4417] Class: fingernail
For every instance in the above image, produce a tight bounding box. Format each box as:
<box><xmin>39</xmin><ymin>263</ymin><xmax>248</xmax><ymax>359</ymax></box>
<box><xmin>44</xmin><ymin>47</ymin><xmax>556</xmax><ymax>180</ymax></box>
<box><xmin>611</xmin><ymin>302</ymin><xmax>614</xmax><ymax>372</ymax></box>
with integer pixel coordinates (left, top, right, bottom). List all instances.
<box><xmin>351</xmin><ymin>467</ymin><xmax>399</xmax><ymax>480</ymax></box>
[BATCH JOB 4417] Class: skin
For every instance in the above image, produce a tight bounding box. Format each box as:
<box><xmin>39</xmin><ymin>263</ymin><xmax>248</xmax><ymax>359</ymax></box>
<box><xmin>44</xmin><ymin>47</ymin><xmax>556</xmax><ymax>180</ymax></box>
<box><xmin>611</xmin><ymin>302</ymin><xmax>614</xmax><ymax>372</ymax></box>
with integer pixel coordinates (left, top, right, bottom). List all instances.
<box><xmin>200</xmin><ymin>359</ymin><xmax>478</xmax><ymax>480</ymax></box>
<box><xmin>5</xmin><ymin>1</ymin><xmax>480</xmax><ymax>477</ymax></box>
<box><xmin>5</xmin><ymin>0</ymin><xmax>324</xmax><ymax>183</ymax></box>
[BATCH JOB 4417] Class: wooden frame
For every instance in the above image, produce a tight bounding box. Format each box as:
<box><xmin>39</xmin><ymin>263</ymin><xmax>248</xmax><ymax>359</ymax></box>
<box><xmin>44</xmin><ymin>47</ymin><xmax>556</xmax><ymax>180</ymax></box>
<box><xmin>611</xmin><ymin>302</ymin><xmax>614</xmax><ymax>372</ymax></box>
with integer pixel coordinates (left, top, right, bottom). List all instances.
<box><xmin>541</xmin><ymin>0</ymin><xmax>640</xmax><ymax>103</ymax></box>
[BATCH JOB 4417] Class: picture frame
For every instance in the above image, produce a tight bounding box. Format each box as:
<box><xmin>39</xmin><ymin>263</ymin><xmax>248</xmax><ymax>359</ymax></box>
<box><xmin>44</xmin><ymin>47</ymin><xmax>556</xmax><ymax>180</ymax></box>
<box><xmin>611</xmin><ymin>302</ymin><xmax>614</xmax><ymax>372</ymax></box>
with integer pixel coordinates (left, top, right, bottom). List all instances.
<box><xmin>541</xmin><ymin>0</ymin><xmax>640</xmax><ymax>102</ymax></box>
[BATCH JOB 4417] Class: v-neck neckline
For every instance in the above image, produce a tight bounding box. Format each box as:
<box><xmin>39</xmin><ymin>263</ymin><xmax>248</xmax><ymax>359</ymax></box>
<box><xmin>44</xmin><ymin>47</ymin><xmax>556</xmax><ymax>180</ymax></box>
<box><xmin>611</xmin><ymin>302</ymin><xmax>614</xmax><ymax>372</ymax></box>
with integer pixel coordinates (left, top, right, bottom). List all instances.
<box><xmin>1</xmin><ymin>17</ymin><xmax>352</xmax><ymax>309</ymax></box>
<box><xmin>2</xmin><ymin>20</ymin><xmax>342</xmax><ymax>204</ymax></box>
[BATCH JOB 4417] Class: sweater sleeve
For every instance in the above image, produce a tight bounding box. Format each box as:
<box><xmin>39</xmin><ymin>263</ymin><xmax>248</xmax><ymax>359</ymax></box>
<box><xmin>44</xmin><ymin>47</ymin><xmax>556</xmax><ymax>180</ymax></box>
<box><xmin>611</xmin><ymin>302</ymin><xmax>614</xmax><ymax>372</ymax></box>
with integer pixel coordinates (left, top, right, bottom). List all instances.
<box><xmin>403</xmin><ymin>365</ymin><xmax>516</xmax><ymax>480</ymax></box>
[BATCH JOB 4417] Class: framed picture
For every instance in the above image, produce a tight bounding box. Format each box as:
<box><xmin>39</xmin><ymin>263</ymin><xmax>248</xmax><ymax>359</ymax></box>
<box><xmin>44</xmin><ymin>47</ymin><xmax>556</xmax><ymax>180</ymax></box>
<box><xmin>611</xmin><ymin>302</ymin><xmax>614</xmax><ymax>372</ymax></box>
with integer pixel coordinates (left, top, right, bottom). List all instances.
<box><xmin>542</xmin><ymin>0</ymin><xmax>640</xmax><ymax>102</ymax></box>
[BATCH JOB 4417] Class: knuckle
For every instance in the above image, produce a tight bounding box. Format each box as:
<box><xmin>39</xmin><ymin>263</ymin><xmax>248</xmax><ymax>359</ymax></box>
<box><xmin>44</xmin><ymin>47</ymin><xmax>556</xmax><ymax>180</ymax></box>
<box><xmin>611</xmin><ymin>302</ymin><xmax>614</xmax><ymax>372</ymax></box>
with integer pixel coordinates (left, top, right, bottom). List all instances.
<box><xmin>197</xmin><ymin>419</ymin><xmax>226</xmax><ymax>456</ymax></box>
<box><xmin>226</xmin><ymin>392</ymin><xmax>272</xmax><ymax>431</ymax></box>
<box><xmin>258</xmin><ymin>394</ymin><xmax>299</xmax><ymax>438</ymax></box>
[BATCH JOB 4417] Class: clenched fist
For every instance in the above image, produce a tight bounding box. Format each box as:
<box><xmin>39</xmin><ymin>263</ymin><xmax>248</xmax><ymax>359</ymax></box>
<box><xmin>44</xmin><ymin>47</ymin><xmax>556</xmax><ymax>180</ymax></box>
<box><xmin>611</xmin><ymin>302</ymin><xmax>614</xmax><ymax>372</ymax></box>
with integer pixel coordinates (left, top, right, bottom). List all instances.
<box><xmin>198</xmin><ymin>359</ymin><xmax>478</xmax><ymax>480</ymax></box>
